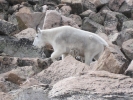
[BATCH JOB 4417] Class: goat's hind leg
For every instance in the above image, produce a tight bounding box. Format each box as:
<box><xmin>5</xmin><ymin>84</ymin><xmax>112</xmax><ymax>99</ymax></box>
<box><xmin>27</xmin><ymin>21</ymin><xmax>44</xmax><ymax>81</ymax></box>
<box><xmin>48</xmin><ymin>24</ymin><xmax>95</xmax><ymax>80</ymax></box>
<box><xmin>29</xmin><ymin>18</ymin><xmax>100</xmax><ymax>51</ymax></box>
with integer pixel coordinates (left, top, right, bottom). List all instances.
<box><xmin>84</xmin><ymin>52</ymin><xmax>96</xmax><ymax>65</ymax></box>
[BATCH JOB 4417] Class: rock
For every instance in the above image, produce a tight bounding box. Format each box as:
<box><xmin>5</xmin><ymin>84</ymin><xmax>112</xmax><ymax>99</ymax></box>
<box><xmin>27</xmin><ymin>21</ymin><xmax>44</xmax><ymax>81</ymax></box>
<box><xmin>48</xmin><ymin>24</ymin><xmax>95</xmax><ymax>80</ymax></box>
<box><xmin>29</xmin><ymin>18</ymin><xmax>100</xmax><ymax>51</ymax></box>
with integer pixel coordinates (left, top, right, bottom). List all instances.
<box><xmin>15</xmin><ymin>12</ymin><xmax>45</xmax><ymax>31</ymax></box>
<box><xmin>79</xmin><ymin>10</ymin><xmax>95</xmax><ymax>18</ymax></box>
<box><xmin>49</xmin><ymin>71</ymin><xmax>133</xmax><ymax>100</ymax></box>
<box><xmin>18</xmin><ymin>6</ymin><xmax>33</xmax><ymax>13</ymax></box>
<box><xmin>88</xmin><ymin>12</ymin><xmax>105</xmax><ymax>25</ymax></box>
<box><xmin>82</xmin><ymin>17</ymin><xmax>104</xmax><ymax>33</ymax></box>
<box><xmin>0</xmin><ymin>56</ymin><xmax>18</xmax><ymax>74</ymax></box>
<box><xmin>8</xmin><ymin>14</ymin><xmax>18</xmax><ymax>25</ymax></box>
<box><xmin>119</xmin><ymin>1</ymin><xmax>133</xmax><ymax>18</ymax></box>
<box><xmin>34</xmin><ymin>55</ymin><xmax>90</xmax><ymax>85</ymax></box>
<box><xmin>0</xmin><ymin>36</ymin><xmax>42</xmax><ymax>58</ymax></box>
<box><xmin>43</xmin><ymin>10</ymin><xmax>79</xmax><ymax>29</ymax></box>
<box><xmin>20</xmin><ymin>78</ymin><xmax>42</xmax><ymax>88</ymax></box>
<box><xmin>0</xmin><ymin>0</ymin><xmax>9</xmax><ymax>11</ymax></box>
<box><xmin>0</xmin><ymin>19</ymin><xmax>18</xmax><ymax>35</ymax></box>
<box><xmin>69</xmin><ymin>14</ymin><xmax>82</xmax><ymax>26</ymax></box>
<box><xmin>42</xmin><ymin>10</ymin><xmax>61</xmax><ymax>29</ymax></box>
<box><xmin>108</xmin><ymin>0</ymin><xmax>125</xmax><ymax>11</ymax></box>
<box><xmin>82</xmin><ymin>0</ymin><xmax>96</xmax><ymax>12</ymax></box>
<box><xmin>6</xmin><ymin>0</ymin><xmax>26</xmax><ymax>5</ymax></box>
<box><xmin>99</xmin><ymin>5</ymin><xmax>111</xmax><ymax>12</ymax></box>
<box><xmin>122</xmin><ymin>20</ymin><xmax>133</xmax><ymax>30</ymax></box>
<box><xmin>93</xmin><ymin>0</ymin><xmax>110</xmax><ymax>8</ymax></box>
<box><xmin>93</xmin><ymin>44</ymin><xmax>129</xmax><ymax>74</ymax></box>
<box><xmin>10</xmin><ymin>85</ymin><xmax>49</xmax><ymax>100</ymax></box>
<box><xmin>125</xmin><ymin>60</ymin><xmax>133</xmax><ymax>78</ymax></box>
<box><xmin>59</xmin><ymin>5</ymin><xmax>72</xmax><ymax>16</ymax></box>
<box><xmin>0</xmin><ymin>92</ymin><xmax>13</xmax><ymax>100</ymax></box>
<box><xmin>61</xmin><ymin>0</ymin><xmax>83</xmax><ymax>14</ymax></box>
<box><xmin>61</xmin><ymin>15</ymin><xmax>79</xmax><ymax>28</ymax></box>
<box><xmin>107</xmin><ymin>30</ymin><xmax>119</xmax><ymax>43</ymax></box>
<box><xmin>116</xmin><ymin>13</ymin><xmax>128</xmax><ymax>31</ymax></box>
<box><xmin>115</xmin><ymin>28</ymin><xmax>133</xmax><ymax>47</ymax></box>
<box><xmin>122</xmin><ymin>39</ymin><xmax>133</xmax><ymax>60</ymax></box>
<box><xmin>14</xmin><ymin>28</ymin><xmax>36</xmax><ymax>41</ymax></box>
<box><xmin>104</xmin><ymin>11</ymin><xmax>118</xmax><ymax>35</ymax></box>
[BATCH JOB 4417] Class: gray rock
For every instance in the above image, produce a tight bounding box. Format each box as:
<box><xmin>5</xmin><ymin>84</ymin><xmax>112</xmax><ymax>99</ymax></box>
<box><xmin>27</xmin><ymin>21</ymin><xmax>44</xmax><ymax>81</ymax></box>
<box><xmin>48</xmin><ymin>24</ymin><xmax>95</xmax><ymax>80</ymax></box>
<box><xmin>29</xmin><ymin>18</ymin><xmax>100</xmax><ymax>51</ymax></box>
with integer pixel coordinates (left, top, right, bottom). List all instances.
<box><xmin>108</xmin><ymin>0</ymin><xmax>125</xmax><ymax>11</ymax></box>
<box><xmin>0</xmin><ymin>36</ymin><xmax>42</xmax><ymax>58</ymax></box>
<box><xmin>10</xmin><ymin>85</ymin><xmax>50</xmax><ymax>100</ymax></box>
<box><xmin>82</xmin><ymin>17</ymin><xmax>104</xmax><ymax>33</ymax></box>
<box><xmin>119</xmin><ymin>1</ymin><xmax>133</xmax><ymax>18</ymax></box>
<box><xmin>115</xmin><ymin>28</ymin><xmax>133</xmax><ymax>47</ymax></box>
<box><xmin>82</xmin><ymin>0</ymin><xmax>97</xmax><ymax>12</ymax></box>
<box><xmin>122</xmin><ymin>20</ymin><xmax>133</xmax><ymax>30</ymax></box>
<box><xmin>122</xmin><ymin>39</ymin><xmax>133</xmax><ymax>60</ymax></box>
<box><xmin>125</xmin><ymin>60</ymin><xmax>133</xmax><ymax>78</ymax></box>
<box><xmin>0</xmin><ymin>19</ymin><xmax>18</xmax><ymax>35</ymax></box>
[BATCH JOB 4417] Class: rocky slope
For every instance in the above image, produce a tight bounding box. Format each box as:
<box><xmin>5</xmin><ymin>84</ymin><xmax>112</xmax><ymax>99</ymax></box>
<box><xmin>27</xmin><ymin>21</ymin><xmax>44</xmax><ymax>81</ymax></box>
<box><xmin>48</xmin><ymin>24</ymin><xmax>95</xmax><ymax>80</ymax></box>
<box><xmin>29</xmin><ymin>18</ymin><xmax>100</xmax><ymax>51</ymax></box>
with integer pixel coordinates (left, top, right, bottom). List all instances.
<box><xmin>0</xmin><ymin>0</ymin><xmax>133</xmax><ymax>100</ymax></box>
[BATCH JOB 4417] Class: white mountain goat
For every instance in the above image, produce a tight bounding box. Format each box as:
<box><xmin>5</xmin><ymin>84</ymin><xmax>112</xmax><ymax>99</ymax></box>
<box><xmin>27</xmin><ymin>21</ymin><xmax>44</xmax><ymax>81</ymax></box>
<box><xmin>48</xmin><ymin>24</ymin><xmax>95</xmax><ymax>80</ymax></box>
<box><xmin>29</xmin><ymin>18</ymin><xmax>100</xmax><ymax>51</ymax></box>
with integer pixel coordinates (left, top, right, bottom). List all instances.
<box><xmin>33</xmin><ymin>26</ymin><xmax>108</xmax><ymax>65</ymax></box>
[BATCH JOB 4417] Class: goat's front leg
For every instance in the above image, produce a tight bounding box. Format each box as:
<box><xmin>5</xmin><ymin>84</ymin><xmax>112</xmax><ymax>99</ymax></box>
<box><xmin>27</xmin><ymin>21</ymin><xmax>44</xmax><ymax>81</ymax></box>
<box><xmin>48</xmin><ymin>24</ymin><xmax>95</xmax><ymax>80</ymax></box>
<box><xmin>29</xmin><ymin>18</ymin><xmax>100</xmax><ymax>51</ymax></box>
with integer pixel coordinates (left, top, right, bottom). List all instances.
<box><xmin>50</xmin><ymin>50</ymin><xmax>63</xmax><ymax>62</ymax></box>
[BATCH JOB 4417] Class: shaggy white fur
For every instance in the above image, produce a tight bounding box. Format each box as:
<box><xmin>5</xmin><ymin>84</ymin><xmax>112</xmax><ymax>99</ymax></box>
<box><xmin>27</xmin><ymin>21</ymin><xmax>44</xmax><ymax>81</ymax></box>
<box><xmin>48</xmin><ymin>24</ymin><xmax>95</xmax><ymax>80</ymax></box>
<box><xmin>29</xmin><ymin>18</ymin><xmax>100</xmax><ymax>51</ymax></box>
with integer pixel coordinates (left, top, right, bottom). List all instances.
<box><xmin>33</xmin><ymin>26</ymin><xmax>108</xmax><ymax>65</ymax></box>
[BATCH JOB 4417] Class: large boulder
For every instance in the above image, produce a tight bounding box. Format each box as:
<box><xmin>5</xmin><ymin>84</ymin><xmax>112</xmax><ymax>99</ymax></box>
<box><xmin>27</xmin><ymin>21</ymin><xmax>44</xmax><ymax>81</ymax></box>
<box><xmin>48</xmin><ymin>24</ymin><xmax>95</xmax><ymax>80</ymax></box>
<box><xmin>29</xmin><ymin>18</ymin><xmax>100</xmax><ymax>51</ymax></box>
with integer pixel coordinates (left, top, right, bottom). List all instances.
<box><xmin>122</xmin><ymin>39</ymin><xmax>133</xmax><ymax>60</ymax></box>
<box><xmin>49</xmin><ymin>71</ymin><xmax>133</xmax><ymax>100</ymax></box>
<box><xmin>34</xmin><ymin>55</ymin><xmax>90</xmax><ymax>85</ymax></box>
<box><xmin>0</xmin><ymin>19</ymin><xmax>18</xmax><ymax>35</ymax></box>
<box><xmin>15</xmin><ymin>12</ymin><xmax>45</xmax><ymax>31</ymax></box>
<box><xmin>93</xmin><ymin>44</ymin><xmax>129</xmax><ymax>74</ymax></box>
<box><xmin>42</xmin><ymin>10</ymin><xmax>79</xmax><ymax>29</ymax></box>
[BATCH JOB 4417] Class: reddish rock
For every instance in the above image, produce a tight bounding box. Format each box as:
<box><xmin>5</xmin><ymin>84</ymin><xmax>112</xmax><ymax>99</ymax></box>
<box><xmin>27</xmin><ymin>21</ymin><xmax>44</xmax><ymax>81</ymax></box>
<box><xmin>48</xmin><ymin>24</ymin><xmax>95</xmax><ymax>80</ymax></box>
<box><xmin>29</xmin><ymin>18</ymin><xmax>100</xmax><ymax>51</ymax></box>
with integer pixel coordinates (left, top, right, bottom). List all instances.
<box><xmin>43</xmin><ymin>10</ymin><xmax>79</xmax><ymax>29</ymax></box>
<box><xmin>49</xmin><ymin>71</ymin><xmax>133</xmax><ymax>99</ymax></box>
<box><xmin>122</xmin><ymin>39</ymin><xmax>133</xmax><ymax>60</ymax></box>
<box><xmin>93</xmin><ymin>44</ymin><xmax>129</xmax><ymax>74</ymax></box>
<box><xmin>15</xmin><ymin>12</ymin><xmax>45</xmax><ymax>30</ymax></box>
<box><xmin>14</xmin><ymin>28</ymin><xmax>36</xmax><ymax>41</ymax></box>
<box><xmin>42</xmin><ymin>10</ymin><xmax>61</xmax><ymax>29</ymax></box>
<box><xmin>18</xmin><ymin>6</ymin><xmax>33</xmax><ymax>13</ymax></box>
<box><xmin>0</xmin><ymin>92</ymin><xmax>12</xmax><ymax>100</ymax></box>
<box><xmin>34</xmin><ymin>55</ymin><xmax>90</xmax><ymax>85</ymax></box>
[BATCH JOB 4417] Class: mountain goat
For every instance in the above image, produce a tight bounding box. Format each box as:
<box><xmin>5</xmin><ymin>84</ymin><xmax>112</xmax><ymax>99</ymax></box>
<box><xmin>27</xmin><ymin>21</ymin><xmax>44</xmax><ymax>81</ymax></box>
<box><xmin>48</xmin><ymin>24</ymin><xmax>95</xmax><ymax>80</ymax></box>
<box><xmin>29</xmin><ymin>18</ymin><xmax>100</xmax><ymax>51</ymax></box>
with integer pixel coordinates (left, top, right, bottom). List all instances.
<box><xmin>33</xmin><ymin>26</ymin><xmax>108</xmax><ymax>65</ymax></box>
